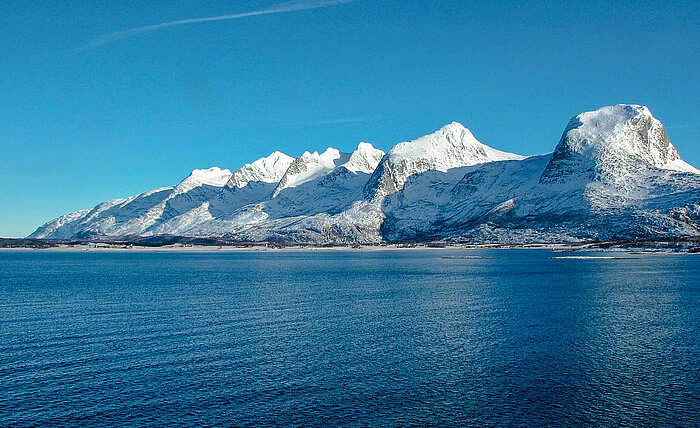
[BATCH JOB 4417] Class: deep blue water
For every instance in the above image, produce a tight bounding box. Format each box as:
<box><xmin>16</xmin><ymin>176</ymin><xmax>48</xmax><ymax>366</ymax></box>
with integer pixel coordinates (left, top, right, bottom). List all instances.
<box><xmin>1</xmin><ymin>249</ymin><xmax>699</xmax><ymax>426</ymax></box>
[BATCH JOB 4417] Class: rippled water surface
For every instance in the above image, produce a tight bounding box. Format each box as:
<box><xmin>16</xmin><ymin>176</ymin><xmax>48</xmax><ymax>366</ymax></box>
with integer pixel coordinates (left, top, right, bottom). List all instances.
<box><xmin>1</xmin><ymin>249</ymin><xmax>699</xmax><ymax>426</ymax></box>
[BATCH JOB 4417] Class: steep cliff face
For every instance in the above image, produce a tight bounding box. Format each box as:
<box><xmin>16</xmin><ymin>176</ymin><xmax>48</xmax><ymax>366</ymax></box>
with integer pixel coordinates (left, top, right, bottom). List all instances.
<box><xmin>541</xmin><ymin>104</ymin><xmax>698</xmax><ymax>186</ymax></box>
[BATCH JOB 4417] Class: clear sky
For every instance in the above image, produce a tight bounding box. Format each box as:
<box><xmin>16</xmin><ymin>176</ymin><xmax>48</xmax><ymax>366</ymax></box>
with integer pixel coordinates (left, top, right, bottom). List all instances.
<box><xmin>1</xmin><ymin>0</ymin><xmax>699</xmax><ymax>237</ymax></box>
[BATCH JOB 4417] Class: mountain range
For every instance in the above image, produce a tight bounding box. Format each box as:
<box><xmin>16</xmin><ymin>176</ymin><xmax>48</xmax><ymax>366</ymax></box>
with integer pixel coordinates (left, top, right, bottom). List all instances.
<box><xmin>30</xmin><ymin>104</ymin><xmax>700</xmax><ymax>244</ymax></box>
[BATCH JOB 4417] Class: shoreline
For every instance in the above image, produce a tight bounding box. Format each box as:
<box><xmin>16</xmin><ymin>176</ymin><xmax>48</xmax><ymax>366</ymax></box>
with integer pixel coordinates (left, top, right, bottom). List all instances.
<box><xmin>0</xmin><ymin>243</ymin><xmax>697</xmax><ymax>254</ymax></box>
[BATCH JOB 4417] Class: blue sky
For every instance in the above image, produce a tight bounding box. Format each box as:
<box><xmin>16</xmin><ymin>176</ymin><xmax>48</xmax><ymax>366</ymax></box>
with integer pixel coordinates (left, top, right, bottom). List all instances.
<box><xmin>1</xmin><ymin>0</ymin><xmax>699</xmax><ymax>237</ymax></box>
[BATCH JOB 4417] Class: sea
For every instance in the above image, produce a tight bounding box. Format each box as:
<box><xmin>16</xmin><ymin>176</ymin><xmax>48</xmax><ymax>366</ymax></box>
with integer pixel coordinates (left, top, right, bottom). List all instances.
<box><xmin>1</xmin><ymin>249</ymin><xmax>698</xmax><ymax>426</ymax></box>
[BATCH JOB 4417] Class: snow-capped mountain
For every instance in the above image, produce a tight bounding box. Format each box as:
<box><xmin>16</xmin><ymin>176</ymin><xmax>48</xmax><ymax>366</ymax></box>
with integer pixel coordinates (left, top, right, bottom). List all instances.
<box><xmin>381</xmin><ymin>104</ymin><xmax>700</xmax><ymax>242</ymax></box>
<box><xmin>364</xmin><ymin>122</ymin><xmax>524</xmax><ymax>199</ymax></box>
<box><xmin>29</xmin><ymin>104</ymin><xmax>700</xmax><ymax>244</ymax></box>
<box><xmin>273</xmin><ymin>148</ymin><xmax>346</xmax><ymax>197</ymax></box>
<box><xmin>184</xmin><ymin>142</ymin><xmax>386</xmax><ymax>243</ymax></box>
<box><xmin>30</xmin><ymin>167</ymin><xmax>232</xmax><ymax>240</ymax></box>
<box><xmin>226</xmin><ymin>151</ymin><xmax>294</xmax><ymax>189</ymax></box>
<box><xmin>541</xmin><ymin>104</ymin><xmax>699</xmax><ymax>186</ymax></box>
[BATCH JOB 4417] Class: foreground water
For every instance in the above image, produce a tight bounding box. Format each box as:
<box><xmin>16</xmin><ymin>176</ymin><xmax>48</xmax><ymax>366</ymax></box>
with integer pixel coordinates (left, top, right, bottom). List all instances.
<box><xmin>1</xmin><ymin>249</ymin><xmax>698</xmax><ymax>426</ymax></box>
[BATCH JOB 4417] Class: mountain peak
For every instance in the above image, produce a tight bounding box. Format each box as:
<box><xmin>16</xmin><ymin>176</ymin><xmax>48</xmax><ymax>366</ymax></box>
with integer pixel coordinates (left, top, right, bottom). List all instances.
<box><xmin>541</xmin><ymin>104</ymin><xmax>699</xmax><ymax>184</ymax></box>
<box><xmin>272</xmin><ymin>144</ymin><xmax>386</xmax><ymax>197</ymax></box>
<box><xmin>356</xmin><ymin>141</ymin><xmax>376</xmax><ymax>152</ymax></box>
<box><xmin>386</xmin><ymin>121</ymin><xmax>521</xmax><ymax>164</ymax></box>
<box><xmin>226</xmin><ymin>151</ymin><xmax>294</xmax><ymax>189</ymax></box>
<box><xmin>188</xmin><ymin>166</ymin><xmax>229</xmax><ymax>177</ymax></box>
<box><xmin>364</xmin><ymin>122</ymin><xmax>524</xmax><ymax>199</ymax></box>
<box><xmin>28</xmin><ymin>105</ymin><xmax>700</xmax><ymax>243</ymax></box>
<box><xmin>175</xmin><ymin>166</ymin><xmax>232</xmax><ymax>194</ymax></box>
<box><xmin>273</xmin><ymin>147</ymin><xmax>342</xmax><ymax>196</ymax></box>
<box><xmin>440</xmin><ymin>121</ymin><xmax>468</xmax><ymax>133</ymax></box>
<box><xmin>344</xmin><ymin>142</ymin><xmax>385</xmax><ymax>174</ymax></box>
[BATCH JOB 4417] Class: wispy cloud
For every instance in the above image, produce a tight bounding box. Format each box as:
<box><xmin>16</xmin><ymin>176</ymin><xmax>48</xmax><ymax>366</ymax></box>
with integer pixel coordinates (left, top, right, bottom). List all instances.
<box><xmin>83</xmin><ymin>0</ymin><xmax>359</xmax><ymax>49</ymax></box>
<box><xmin>26</xmin><ymin>0</ymin><xmax>358</xmax><ymax>59</ymax></box>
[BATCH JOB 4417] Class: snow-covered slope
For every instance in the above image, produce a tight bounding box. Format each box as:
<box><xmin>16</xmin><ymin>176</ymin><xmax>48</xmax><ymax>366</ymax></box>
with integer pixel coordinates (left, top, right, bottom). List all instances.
<box><xmin>273</xmin><ymin>148</ymin><xmax>346</xmax><ymax>197</ymax></box>
<box><xmin>179</xmin><ymin>142</ymin><xmax>386</xmax><ymax>243</ymax></box>
<box><xmin>29</xmin><ymin>168</ymin><xmax>231</xmax><ymax>239</ymax></box>
<box><xmin>364</xmin><ymin>122</ymin><xmax>524</xmax><ymax>199</ymax></box>
<box><xmin>29</xmin><ymin>105</ymin><xmax>700</xmax><ymax>243</ymax></box>
<box><xmin>381</xmin><ymin>105</ymin><xmax>700</xmax><ymax>242</ymax></box>
<box><xmin>175</xmin><ymin>167</ymin><xmax>232</xmax><ymax>193</ymax></box>
<box><xmin>541</xmin><ymin>104</ymin><xmax>699</xmax><ymax>186</ymax></box>
<box><xmin>343</xmin><ymin>142</ymin><xmax>386</xmax><ymax>174</ymax></box>
<box><xmin>226</xmin><ymin>151</ymin><xmax>294</xmax><ymax>189</ymax></box>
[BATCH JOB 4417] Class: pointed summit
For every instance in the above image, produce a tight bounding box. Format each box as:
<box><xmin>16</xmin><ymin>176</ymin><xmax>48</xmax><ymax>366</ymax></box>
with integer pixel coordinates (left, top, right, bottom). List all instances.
<box><xmin>273</xmin><ymin>148</ymin><xmax>342</xmax><ymax>196</ymax></box>
<box><xmin>364</xmin><ymin>122</ymin><xmax>524</xmax><ymax>199</ymax></box>
<box><xmin>271</xmin><ymin>143</ymin><xmax>385</xmax><ymax>197</ymax></box>
<box><xmin>342</xmin><ymin>142</ymin><xmax>385</xmax><ymax>174</ymax></box>
<box><xmin>226</xmin><ymin>151</ymin><xmax>294</xmax><ymax>189</ymax></box>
